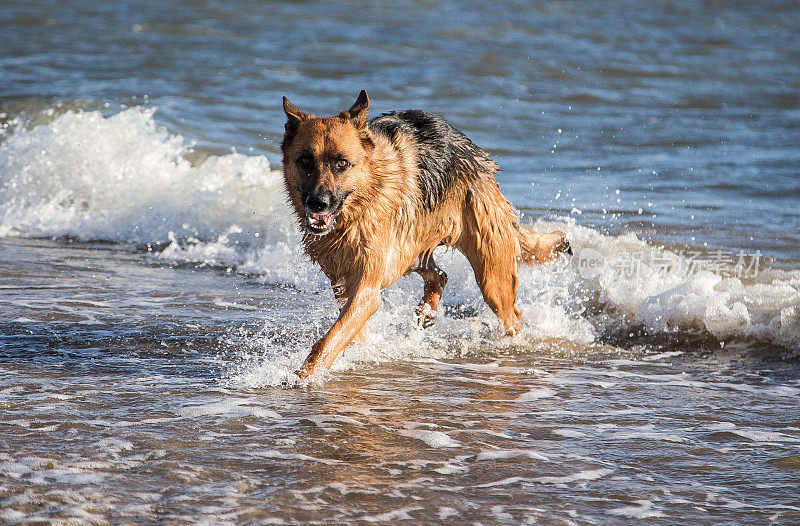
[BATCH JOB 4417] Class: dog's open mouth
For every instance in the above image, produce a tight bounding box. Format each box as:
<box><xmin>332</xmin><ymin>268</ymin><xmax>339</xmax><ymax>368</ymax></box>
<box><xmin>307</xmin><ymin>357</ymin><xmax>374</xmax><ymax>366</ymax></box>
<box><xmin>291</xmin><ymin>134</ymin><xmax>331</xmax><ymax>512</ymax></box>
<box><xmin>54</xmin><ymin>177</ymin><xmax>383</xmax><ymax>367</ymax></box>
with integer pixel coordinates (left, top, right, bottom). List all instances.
<box><xmin>305</xmin><ymin>209</ymin><xmax>342</xmax><ymax>235</ymax></box>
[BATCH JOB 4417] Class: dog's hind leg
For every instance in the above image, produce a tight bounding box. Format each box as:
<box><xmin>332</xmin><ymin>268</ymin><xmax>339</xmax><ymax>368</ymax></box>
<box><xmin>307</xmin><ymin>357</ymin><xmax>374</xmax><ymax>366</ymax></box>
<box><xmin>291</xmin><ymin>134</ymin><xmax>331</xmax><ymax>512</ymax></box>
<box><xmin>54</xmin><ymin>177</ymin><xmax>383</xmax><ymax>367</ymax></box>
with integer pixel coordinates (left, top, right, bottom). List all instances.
<box><xmin>458</xmin><ymin>189</ymin><xmax>522</xmax><ymax>336</ymax></box>
<box><xmin>409</xmin><ymin>250</ymin><xmax>448</xmax><ymax>328</ymax></box>
<box><xmin>460</xmin><ymin>242</ymin><xmax>522</xmax><ymax>336</ymax></box>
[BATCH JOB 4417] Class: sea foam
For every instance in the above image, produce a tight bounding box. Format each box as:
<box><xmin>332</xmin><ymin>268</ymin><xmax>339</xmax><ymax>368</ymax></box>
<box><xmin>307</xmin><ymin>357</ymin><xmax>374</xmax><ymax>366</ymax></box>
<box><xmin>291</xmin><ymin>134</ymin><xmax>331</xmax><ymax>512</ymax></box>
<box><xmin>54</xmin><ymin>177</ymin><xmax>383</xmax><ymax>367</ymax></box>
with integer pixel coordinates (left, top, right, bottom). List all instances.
<box><xmin>1</xmin><ymin>107</ymin><xmax>286</xmax><ymax>244</ymax></box>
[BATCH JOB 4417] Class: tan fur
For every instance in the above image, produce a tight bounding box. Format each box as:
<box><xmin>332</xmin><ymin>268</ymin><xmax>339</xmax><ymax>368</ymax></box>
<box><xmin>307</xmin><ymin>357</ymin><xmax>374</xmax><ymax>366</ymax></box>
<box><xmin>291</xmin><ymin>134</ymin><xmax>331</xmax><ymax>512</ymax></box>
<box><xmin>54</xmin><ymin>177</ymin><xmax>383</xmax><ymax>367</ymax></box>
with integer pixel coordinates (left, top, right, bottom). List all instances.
<box><xmin>281</xmin><ymin>91</ymin><xmax>570</xmax><ymax>377</ymax></box>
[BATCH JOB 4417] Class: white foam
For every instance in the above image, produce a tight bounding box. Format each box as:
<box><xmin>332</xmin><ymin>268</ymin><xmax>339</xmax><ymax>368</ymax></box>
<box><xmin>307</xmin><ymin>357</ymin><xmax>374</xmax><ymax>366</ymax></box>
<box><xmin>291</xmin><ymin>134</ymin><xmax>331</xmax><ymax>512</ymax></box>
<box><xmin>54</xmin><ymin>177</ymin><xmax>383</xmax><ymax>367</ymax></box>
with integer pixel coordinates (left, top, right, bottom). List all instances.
<box><xmin>476</xmin><ymin>476</ymin><xmax>530</xmax><ymax>488</ymax></box>
<box><xmin>607</xmin><ymin>500</ymin><xmax>665</xmax><ymax>519</ymax></box>
<box><xmin>223</xmin><ymin>351</ymin><xmax>312</xmax><ymax>389</ymax></box>
<box><xmin>301</xmin><ymin>414</ymin><xmax>365</xmax><ymax>427</ymax></box>
<box><xmin>641</xmin><ymin>351</ymin><xmax>684</xmax><ymax>361</ymax></box>
<box><xmin>360</xmin><ymin>507</ymin><xmax>421</xmax><ymax>522</ymax></box>
<box><xmin>490</xmin><ymin>506</ymin><xmax>514</xmax><ymax>522</ymax></box>
<box><xmin>534</xmin><ymin>468</ymin><xmax>613</xmax><ymax>484</ymax></box>
<box><xmin>177</xmin><ymin>398</ymin><xmax>282</xmax><ymax>419</ymax></box>
<box><xmin>730</xmin><ymin>429</ymin><xmax>800</xmax><ymax>443</ymax></box>
<box><xmin>399</xmin><ymin>429</ymin><xmax>461</xmax><ymax>448</ymax></box>
<box><xmin>551</xmin><ymin>428</ymin><xmax>587</xmax><ymax>438</ymax></box>
<box><xmin>558</xmin><ymin>218</ymin><xmax>800</xmax><ymax>350</ymax></box>
<box><xmin>475</xmin><ymin>449</ymin><xmax>549</xmax><ymax>461</ymax></box>
<box><xmin>433</xmin><ymin>463</ymin><xmax>469</xmax><ymax>475</ymax></box>
<box><xmin>516</xmin><ymin>387</ymin><xmax>557</xmax><ymax>402</ymax></box>
<box><xmin>0</xmin><ymin>108</ymin><xmax>287</xmax><ymax>246</ymax></box>
<box><xmin>0</xmin><ymin>510</ymin><xmax>26</xmax><ymax>522</ymax></box>
<box><xmin>253</xmin><ymin>450</ymin><xmax>341</xmax><ymax>465</ymax></box>
<box><xmin>93</xmin><ymin>437</ymin><xmax>135</xmax><ymax>455</ymax></box>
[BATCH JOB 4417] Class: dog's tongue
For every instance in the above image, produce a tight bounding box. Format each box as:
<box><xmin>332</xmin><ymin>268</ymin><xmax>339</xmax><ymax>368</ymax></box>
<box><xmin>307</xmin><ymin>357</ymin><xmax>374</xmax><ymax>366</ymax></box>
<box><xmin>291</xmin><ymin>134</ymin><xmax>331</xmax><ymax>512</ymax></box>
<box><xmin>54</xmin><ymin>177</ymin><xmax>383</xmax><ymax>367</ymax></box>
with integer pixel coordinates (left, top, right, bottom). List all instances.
<box><xmin>309</xmin><ymin>212</ymin><xmax>333</xmax><ymax>228</ymax></box>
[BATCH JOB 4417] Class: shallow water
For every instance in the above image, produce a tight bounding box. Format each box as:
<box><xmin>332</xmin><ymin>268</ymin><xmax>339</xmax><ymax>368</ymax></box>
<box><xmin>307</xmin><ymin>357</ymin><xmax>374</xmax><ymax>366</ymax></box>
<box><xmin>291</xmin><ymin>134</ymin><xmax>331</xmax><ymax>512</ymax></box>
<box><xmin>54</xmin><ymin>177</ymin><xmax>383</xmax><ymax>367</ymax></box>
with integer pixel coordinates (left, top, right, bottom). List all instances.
<box><xmin>1</xmin><ymin>0</ymin><xmax>800</xmax><ymax>524</ymax></box>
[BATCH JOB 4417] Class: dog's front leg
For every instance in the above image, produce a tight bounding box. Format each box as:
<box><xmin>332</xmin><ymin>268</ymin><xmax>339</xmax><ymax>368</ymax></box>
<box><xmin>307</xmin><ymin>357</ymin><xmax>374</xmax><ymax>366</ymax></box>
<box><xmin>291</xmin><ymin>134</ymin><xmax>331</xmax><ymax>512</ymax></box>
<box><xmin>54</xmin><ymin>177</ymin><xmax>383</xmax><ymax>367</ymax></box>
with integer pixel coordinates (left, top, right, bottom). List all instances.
<box><xmin>298</xmin><ymin>285</ymin><xmax>381</xmax><ymax>378</ymax></box>
<box><xmin>332</xmin><ymin>281</ymin><xmax>367</xmax><ymax>344</ymax></box>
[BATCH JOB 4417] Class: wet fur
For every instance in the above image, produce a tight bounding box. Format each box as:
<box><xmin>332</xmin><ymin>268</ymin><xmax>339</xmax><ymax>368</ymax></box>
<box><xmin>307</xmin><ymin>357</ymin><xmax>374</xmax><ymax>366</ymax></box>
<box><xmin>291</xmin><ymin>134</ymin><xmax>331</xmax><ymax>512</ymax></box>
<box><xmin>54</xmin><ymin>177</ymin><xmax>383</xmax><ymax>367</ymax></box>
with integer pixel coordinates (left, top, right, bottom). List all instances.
<box><xmin>281</xmin><ymin>91</ymin><xmax>570</xmax><ymax>377</ymax></box>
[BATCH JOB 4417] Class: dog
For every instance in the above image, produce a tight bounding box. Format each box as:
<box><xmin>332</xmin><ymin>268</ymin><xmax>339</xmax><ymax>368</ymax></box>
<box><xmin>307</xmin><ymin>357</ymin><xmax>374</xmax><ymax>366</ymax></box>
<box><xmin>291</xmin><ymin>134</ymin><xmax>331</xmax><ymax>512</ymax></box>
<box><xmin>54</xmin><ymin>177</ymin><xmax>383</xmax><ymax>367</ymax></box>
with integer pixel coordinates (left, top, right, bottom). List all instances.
<box><xmin>281</xmin><ymin>90</ymin><xmax>570</xmax><ymax>377</ymax></box>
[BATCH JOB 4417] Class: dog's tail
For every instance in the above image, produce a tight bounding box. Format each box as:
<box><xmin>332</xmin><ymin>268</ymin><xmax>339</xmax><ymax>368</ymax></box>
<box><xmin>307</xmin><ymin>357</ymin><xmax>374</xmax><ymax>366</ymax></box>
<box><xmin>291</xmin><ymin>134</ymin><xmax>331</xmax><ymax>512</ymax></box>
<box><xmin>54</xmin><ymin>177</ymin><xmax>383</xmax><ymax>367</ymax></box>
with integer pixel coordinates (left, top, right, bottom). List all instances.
<box><xmin>517</xmin><ymin>226</ymin><xmax>572</xmax><ymax>265</ymax></box>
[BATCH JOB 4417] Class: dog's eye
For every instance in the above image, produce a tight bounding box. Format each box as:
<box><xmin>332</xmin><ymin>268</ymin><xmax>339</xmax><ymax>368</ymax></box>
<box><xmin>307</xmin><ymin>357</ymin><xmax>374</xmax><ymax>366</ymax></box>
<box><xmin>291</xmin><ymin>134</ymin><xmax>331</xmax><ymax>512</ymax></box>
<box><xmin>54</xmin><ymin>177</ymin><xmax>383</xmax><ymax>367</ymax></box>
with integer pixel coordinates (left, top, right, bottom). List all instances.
<box><xmin>335</xmin><ymin>159</ymin><xmax>350</xmax><ymax>170</ymax></box>
<box><xmin>297</xmin><ymin>155</ymin><xmax>313</xmax><ymax>169</ymax></box>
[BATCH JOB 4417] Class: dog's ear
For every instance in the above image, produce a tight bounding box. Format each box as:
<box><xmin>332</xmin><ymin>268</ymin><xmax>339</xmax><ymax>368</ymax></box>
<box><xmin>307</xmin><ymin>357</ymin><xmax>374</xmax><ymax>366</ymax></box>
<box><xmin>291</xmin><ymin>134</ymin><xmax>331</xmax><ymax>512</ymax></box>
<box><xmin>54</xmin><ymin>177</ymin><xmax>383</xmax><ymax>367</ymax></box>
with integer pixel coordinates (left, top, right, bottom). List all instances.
<box><xmin>283</xmin><ymin>96</ymin><xmax>307</xmax><ymax>137</ymax></box>
<box><xmin>347</xmin><ymin>90</ymin><xmax>369</xmax><ymax>129</ymax></box>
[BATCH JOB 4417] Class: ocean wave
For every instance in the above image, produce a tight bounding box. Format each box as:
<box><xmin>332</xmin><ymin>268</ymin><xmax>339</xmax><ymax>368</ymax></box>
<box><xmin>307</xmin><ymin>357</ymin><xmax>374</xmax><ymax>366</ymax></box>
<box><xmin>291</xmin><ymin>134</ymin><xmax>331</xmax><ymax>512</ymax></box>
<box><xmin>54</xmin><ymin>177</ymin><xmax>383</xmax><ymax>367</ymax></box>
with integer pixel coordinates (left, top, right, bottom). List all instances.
<box><xmin>0</xmin><ymin>106</ymin><xmax>291</xmax><ymax>246</ymax></box>
<box><xmin>1</xmin><ymin>107</ymin><xmax>798</xmax><ymax>385</ymax></box>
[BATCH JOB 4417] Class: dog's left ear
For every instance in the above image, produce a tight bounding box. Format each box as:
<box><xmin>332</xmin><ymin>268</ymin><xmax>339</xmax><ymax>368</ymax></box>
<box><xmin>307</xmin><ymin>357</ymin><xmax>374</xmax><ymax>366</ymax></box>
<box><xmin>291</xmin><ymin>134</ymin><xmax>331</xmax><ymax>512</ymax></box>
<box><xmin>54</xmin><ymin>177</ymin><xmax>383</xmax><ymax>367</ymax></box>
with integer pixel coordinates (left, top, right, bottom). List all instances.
<box><xmin>347</xmin><ymin>90</ymin><xmax>369</xmax><ymax>129</ymax></box>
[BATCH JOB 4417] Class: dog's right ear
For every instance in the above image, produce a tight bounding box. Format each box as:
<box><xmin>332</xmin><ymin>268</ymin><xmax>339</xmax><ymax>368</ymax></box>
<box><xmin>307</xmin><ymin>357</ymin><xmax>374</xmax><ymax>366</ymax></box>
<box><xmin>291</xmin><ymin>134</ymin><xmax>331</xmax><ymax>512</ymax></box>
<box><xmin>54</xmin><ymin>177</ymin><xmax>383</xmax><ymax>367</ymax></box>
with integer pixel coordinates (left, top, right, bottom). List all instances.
<box><xmin>347</xmin><ymin>90</ymin><xmax>369</xmax><ymax>129</ymax></box>
<box><xmin>283</xmin><ymin>96</ymin><xmax>306</xmax><ymax>138</ymax></box>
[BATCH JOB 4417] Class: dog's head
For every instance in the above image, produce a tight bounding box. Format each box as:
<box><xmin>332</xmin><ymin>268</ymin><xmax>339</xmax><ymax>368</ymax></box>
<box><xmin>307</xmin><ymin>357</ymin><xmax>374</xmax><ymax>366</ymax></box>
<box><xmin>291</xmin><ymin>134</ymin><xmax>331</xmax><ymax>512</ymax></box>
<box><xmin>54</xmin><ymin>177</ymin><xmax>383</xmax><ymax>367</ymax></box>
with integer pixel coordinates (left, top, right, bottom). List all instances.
<box><xmin>280</xmin><ymin>90</ymin><xmax>374</xmax><ymax>236</ymax></box>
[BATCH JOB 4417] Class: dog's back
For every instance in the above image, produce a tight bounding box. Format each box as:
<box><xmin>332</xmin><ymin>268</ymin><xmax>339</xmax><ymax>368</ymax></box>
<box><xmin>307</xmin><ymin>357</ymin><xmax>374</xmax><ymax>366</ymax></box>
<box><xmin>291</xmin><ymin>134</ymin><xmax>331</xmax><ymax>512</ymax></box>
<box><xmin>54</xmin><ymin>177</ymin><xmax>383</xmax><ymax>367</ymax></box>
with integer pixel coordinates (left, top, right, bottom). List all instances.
<box><xmin>370</xmin><ymin>110</ymin><xmax>497</xmax><ymax>212</ymax></box>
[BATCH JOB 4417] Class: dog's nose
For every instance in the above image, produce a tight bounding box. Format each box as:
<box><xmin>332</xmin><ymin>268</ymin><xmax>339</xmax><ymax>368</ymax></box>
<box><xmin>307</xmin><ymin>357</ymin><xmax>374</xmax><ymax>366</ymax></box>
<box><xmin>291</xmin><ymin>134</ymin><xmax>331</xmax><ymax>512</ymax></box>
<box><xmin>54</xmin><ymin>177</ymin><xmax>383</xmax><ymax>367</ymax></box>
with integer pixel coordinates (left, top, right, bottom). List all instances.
<box><xmin>305</xmin><ymin>192</ymin><xmax>333</xmax><ymax>213</ymax></box>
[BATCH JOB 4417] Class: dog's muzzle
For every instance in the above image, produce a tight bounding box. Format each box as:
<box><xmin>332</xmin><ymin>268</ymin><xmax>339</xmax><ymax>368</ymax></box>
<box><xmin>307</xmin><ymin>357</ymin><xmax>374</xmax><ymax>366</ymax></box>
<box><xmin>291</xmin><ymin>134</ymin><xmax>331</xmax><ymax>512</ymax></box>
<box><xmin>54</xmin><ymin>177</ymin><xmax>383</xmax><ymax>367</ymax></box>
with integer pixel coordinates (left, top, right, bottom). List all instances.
<box><xmin>303</xmin><ymin>191</ymin><xmax>343</xmax><ymax>235</ymax></box>
<box><xmin>305</xmin><ymin>209</ymin><xmax>342</xmax><ymax>235</ymax></box>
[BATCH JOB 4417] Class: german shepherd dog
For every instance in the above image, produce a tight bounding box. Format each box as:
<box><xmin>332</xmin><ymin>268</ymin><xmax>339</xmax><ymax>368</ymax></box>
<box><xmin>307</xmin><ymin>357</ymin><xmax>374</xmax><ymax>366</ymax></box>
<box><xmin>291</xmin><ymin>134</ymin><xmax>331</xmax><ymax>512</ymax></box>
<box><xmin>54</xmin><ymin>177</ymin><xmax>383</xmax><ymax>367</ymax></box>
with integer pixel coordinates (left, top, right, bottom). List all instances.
<box><xmin>281</xmin><ymin>91</ymin><xmax>570</xmax><ymax>377</ymax></box>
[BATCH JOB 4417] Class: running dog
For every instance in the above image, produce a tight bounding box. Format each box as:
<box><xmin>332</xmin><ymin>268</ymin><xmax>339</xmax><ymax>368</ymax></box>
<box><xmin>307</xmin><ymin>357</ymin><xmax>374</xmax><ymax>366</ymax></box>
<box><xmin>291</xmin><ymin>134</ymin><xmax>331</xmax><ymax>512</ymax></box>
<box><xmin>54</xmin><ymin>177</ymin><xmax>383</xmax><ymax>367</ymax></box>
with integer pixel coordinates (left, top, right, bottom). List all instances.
<box><xmin>281</xmin><ymin>90</ymin><xmax>570</xmax><ymax>377</ymax></box>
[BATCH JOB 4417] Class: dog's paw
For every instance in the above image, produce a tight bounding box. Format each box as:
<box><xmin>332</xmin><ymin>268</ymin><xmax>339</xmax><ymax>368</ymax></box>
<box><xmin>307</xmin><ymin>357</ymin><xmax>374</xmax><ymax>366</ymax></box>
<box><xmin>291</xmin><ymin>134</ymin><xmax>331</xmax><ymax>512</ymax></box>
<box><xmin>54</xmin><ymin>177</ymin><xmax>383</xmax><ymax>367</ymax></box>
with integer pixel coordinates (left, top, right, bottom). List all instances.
<box><xmin>552</xmin><ymin>230</ymin><xmax>572</xmax><ymax>257</ymax></box>
<box><xmin>415</xmin><ymin>302</ymin><xmax>437</xmax><ymax>329</ymax></box>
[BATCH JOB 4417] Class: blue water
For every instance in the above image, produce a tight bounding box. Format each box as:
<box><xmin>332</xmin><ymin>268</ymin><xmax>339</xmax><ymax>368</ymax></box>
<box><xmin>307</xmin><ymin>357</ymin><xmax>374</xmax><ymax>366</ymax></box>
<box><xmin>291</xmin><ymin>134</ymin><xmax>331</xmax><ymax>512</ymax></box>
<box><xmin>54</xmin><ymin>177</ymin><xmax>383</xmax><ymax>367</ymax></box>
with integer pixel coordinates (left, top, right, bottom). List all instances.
<box><xmin>1</xmin><ymin>1</ymin><xmax>800</xmax><ymax>524</ymax></box>
<box><xmin>3</xmin><ymin>0</ymin><xmax>799</xmax><ymax>258</ymax></box>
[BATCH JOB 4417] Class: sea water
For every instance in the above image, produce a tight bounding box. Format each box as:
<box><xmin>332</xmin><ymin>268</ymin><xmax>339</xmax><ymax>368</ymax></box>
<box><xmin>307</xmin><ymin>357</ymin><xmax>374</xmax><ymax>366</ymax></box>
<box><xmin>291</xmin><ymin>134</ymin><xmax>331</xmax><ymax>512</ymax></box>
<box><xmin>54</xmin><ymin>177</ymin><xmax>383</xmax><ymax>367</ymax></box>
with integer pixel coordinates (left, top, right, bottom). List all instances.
<box><xmin>1</xmin><ymin>1</ymin><xmax>799</xmax><ymax>523</ymax></box>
